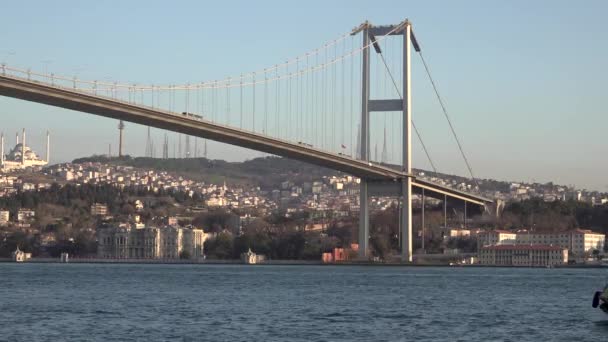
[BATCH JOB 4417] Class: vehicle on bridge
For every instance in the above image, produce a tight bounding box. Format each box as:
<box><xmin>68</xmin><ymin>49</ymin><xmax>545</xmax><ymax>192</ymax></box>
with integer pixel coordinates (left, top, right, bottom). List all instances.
<box><xmin>298</xmin><ymin>141</ymin><xmax>313</xmax><ymax>148</ymax></box>
<box><xmin>181</xmin><ymin>111</ymin><xmax>203</xmax><ymax>120</ymax></box>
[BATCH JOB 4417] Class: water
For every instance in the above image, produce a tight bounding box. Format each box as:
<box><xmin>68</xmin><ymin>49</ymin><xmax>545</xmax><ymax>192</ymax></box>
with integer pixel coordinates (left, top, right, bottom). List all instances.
<box><xmin>1</xmin><ymin>264</ymin><xmax>607</xmax><ymax>341</ymax></box>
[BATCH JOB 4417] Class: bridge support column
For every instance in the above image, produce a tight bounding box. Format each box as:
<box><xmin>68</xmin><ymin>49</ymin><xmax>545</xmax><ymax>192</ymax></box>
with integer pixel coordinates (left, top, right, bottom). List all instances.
<box><xmin>400</xmin><ymin>178</ymin><xmax>412</xmax><ymax>262</ymax></box>
<box><xmin>400</xmin><ymin>22</ymin><xmax>413</xmax><ymax>262</ymax></box>
<box><xmin>358</xmin><ymin>179</ymin><xmax>369</xmax><ymax>259</ymax></box>
<box><xmin>357</xmin><ymin>22</ymin><xmax>371</xmax><ymax>259</ymax></box>
<box><xmin>421</xmin><ymin>188</ymin><xmax>425</xmax><ymax>253</ymax></box>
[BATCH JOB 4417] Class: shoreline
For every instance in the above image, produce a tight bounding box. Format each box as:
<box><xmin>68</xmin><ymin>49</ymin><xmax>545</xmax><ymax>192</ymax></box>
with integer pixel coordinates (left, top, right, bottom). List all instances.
<box><xmin>1</xmin><ymin>257</ymin><xmax>607</xmax><ymax>268</ymax></box>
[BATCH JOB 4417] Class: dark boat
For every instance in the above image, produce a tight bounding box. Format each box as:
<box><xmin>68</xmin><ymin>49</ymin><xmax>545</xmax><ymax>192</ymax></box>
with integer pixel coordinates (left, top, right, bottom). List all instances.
<box><xmin>592</xmin><ymin>283</ymin><xmax>608</xmax><ymax>314</ymax></box>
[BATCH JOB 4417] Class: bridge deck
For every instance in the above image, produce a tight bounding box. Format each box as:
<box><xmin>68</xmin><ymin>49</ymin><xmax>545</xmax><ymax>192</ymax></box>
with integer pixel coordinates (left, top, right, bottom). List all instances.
<box><xmin>0</xmin><ymin>74</ymin><xmax>493</xmax><ymax>206</ymax></box>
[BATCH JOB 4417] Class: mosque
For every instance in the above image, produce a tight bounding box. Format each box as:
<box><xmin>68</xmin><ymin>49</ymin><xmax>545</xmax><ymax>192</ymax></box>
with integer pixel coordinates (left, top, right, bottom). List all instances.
<box><xmin>1</xmin><ymin>129</ymin><xmax>49</xmax><ymax>171</ymax></box>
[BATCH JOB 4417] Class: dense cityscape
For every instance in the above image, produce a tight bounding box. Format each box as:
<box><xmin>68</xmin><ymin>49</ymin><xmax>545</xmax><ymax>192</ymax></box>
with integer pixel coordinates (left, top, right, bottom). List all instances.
<box><xmin>1</xmin><ymin>133</ymin><xmax>607</xmax><ymax>267</ymax></box>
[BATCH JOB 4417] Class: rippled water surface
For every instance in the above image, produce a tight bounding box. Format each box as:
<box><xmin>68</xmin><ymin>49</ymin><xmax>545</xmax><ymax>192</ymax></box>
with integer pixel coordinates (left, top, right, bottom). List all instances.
<box><xmin>1</xmin><ymin>264</ymin><xmax>607</xmax><ymax>341</ymax></box>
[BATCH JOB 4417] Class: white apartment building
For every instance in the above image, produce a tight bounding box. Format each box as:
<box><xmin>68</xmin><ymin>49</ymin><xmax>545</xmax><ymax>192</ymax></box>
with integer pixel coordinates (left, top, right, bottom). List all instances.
<box><xmin>90</xmin><ymin>203</ymin><xmax>108</xmax><ymax>216</ymax></box>
<box><xmin>477</xmin><ymin>230</ymin><xmax>517</xmax><ymax>247</ymax></box>
<box><xmin>516</xmin><ymin>229</ymin><xmax>605</xmax><ymax>256</ymax></box>
<box><xmin>0</xmin><ymin>210</ymin><xmax>9</xmax><ymax>225</ymax></box>
<box><xmin>17</xmin><ymin>209</ymin><xmax>35</xmax><ymax>222</ymax></box>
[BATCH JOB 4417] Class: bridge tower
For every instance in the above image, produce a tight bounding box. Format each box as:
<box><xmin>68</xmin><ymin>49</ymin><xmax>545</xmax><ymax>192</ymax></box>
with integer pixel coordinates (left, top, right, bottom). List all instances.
<box><xmin>354</xmin><ymin>20</ymin><xmax>419</xmax><ymax>262</ymax></box>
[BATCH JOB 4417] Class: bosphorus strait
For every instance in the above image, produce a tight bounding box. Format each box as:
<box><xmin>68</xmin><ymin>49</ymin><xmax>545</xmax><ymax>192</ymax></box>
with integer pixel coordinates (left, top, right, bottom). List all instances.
<box><xmin>1</xmin><ymin>264</ymin><xmax>607</xmax><ymax>341</ymax></box>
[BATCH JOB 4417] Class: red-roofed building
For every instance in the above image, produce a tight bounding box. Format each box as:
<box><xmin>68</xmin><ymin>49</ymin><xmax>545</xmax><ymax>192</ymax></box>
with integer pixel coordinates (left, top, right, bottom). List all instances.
<box><xmin>478</xmin><ymin>229</ymin><xmax>605</xmax><ymax>260</ymax></box>
<box><xmin>479</xmin><ymin>244</ymin><xmax>567</xmax><ymax>267</ymax></box>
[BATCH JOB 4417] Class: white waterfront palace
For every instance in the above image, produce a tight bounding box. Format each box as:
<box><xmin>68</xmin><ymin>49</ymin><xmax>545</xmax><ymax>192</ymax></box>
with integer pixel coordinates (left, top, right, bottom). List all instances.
<box><xmin>97</xmin><ymin>225</ymin><xmax>207</xmax><ymax>260</ymax></box>
<box><xmin>1</xmin><ymin>129</ymin><xmax>50</xmax><ymax>171</ymax></box>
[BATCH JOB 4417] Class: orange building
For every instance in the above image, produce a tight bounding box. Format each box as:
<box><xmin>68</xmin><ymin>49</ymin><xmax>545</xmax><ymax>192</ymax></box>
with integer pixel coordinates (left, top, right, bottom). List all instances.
<box><xmin>322</xmin><ymin>246</ymin><xmax>357</xmax><ymax>263</ymax></box>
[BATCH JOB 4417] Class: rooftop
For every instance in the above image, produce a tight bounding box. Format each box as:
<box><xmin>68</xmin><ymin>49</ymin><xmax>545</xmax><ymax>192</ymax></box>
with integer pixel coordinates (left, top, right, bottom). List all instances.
<box><xmin>481</xmin><ymin>244</ymin><xmax>565</xmax><ymax>251</ymax></box>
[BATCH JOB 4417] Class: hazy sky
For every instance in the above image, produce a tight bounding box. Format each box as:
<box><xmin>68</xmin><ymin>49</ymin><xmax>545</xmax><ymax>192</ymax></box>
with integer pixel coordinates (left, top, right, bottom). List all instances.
<box><xmin>0</xmin><ymin>0</ymin><xmax>606</xmax><ymax>190</ymax></box>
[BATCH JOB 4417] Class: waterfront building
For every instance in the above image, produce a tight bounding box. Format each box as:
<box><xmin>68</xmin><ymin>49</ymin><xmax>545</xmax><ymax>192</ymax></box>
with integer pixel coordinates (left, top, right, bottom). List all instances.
<box><xmin>479</xmin><ymin>245</ymin><xmax>567</xmax><ymax>267</ymax></box>
<box><xmin>12</xmin><ymin>247</ymin><xmax>32</xmax><ymax>262</ymax></box>
<box><xmin>321</xmin><ymin>245</ymin><xmax>358</xmax><ymax>263</ymax></box>
<box><xmin>97</xmin><ymin>226</ymin><xmax>207</xmax><ymax>259</ymax></box>
<box><xmin>478</xmin><ymin>229</ymin><xmax>605</xmax><ymax>258</ymax></box>
<box><xmin>241</xmin><ymin>248</ymin><xmax>265</xmax><ymax>264</ymax></box>
<box><xmin>322</xmin><ymin>248</ymin><xmax>348</xmax><ymax>263</ymax></box>
<box><xmin>90</xmin><ymin>203</ymin><xmax>108</xmax><ymax>216</ymax></box>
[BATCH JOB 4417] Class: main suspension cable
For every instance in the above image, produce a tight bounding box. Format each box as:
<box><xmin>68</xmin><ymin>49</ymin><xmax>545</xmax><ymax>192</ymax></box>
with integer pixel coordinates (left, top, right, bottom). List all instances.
<box><xmin>377</xmin><ymin>50</ymin><xmax>438</xmax><ymax>173</ymax></box>
<box><xmin>418</xmin><ymin>51</ymin><xmax>479</xmax><ymax>187</ymax></box>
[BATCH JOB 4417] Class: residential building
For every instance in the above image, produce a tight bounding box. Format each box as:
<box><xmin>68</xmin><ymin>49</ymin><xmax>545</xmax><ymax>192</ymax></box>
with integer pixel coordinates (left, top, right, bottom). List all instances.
<box><xmin>90</xmin><ymin>203</ymin><xmax>108</xmax><ymax>216</ymax></box>
<box><xmin>0</xmin><ymin>210</ymin><xmax>9</xmax><ymax>225</ymax></box>
<box><xmin>516</xmin><ymin>229</ymin><xmax>605</xmax><ymax>257</ymax></box>
<box><xmin>167</xmin><ymin>216</ymin><xmax>179</xmax><ymax>227</ymax></box>
<box><xmin>477</xmin><ymin>230</ymin><xmax>517</xmax><ymax>247</ymax></box>
<box><xmin>17</xmin><ymin>209</ymin><xmax>35</xmax><ymax>222</ymax></box>
<box><xmin>570</xmin><ymin>229</ymin><xmax>605</xmax><ymax>256</ymax></box>
<box><xmin>443</xmin><ymin>228</ymin><xmax>472</xmax><ymax>240</ymax></box>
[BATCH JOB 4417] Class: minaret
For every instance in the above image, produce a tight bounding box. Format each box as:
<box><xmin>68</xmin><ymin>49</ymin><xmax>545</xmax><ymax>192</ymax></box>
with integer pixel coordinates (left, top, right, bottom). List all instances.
<box><xmin>374</xmin><ymin>143</ymin><xmax>378</xmax><ymax>163</ymax></box>
<box><xmin>145</xmin><ymin>126</ymin><xmax>151</xmax><ymax>158</ymax></box>
<box><xmin>178</xmin><ymin>134</ymin><xmax>182</xmax><ymax>158</ymax></box>
<box><xmin>355</xmin><ymin>124</ymin><xmax>361</xmax><ymax>159</ymax></box>
<box><xmin>162</xmin><ymin>134</ymin><xmax>168</xmax><ymax>159</ymax></box>
<box><xmin>118</xmin><ymin>120</ymin><xmax>125</xmax><ymax>157</ymax></box>
<box><xmin>1</xmin><ymin>133</ymin><xmax>4</xmax><ymax>166</ymax></box>
<box><xmin>203</xmin><ymin>139</ymin><xmax>208</xmax><ymax>159</ymax></box>
<box><xmin>381</xmin><ymin>125</ymin><xmax>388</xmax><ymax>164</ymax></box>
<box><xmin>185</xmin><ymin>136</ymin><xmax>191</xmax><ymax>158</ymax></box>
<box><xmin>16</xmin><ymin>132</ymin><xmax>19</xmax><ymax>146</ymax></box>
<box><xmin>46</xmin><ymin>130</ymin><xmax>50</xmax><ymax>164</ymax></box>
<box><xmin>21</xmin><ymin>128</ymin><xmax>25</xmax><ymax>165</ymax></box>
<box><xmin>194</xmin><ymin>138</ymin><xmax>198</xmax><ymax>158</ymax></box>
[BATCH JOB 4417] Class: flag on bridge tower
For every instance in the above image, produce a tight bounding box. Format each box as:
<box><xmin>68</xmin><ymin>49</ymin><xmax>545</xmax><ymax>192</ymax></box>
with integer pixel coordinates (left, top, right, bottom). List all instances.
<box><xmin>341</xmin><ymin>144</ymin><xmax>347</xmax><ymax>149</ymax></box>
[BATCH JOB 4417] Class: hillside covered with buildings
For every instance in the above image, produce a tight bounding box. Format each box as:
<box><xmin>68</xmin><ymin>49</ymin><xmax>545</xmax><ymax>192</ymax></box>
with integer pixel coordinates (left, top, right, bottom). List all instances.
<box><xmin>0</xmin><ymin>155</ymin><xmax>606</xmax><ymax>265</ymax></box>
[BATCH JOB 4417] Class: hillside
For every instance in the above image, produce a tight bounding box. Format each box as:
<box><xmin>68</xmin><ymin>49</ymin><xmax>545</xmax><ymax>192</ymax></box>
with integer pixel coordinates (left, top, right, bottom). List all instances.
<box><xmin>72</xmin><ymin>155</ymin><xmax>339</xmax><ymax>189</ymax></box>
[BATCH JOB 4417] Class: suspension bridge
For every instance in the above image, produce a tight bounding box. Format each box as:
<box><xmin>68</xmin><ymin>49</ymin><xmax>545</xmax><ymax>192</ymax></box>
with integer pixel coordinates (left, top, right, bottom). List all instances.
<box><xmin>0</xmin><ymin>19</ymin><xmax>493</xmax><ymax>261</ymax></box>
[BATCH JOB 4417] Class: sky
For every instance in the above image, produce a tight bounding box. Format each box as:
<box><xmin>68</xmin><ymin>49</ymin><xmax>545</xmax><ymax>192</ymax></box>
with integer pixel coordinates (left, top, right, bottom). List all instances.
<box><xmin>0</xmin><ymin>0</ymin><xmax>606</xmax><ymax>190</ymax></box>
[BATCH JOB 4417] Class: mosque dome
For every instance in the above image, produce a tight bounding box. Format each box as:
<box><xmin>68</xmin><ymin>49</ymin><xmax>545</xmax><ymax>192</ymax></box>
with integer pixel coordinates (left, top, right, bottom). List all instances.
<box><xmin>7</xmin><ymin>143</ymin><xmax>40</xmax><ymax>161</ymax></box>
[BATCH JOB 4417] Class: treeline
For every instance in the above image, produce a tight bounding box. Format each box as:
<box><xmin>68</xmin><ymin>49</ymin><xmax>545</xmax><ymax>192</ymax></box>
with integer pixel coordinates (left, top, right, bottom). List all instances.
<box><xmin>0</xmin><ymin>183</ymin><xmax>202</xmax><ymax>217</ymax></box>
<box><xmin>499</xmin><ymin>198</ymin><xmax>608</xmax><ymax>233</ymax></box>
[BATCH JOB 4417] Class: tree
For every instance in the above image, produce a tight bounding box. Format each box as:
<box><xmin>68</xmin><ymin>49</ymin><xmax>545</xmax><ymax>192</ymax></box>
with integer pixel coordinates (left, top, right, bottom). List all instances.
<box><xmin>179</xmin><ymin>250</ymin><xmax>192</xmax><ymax>259</ymax></box>
<box><xmin>204</xmin><ymin>232</ymin><xmax>234</xmax><ymax>259</ymax></box>
<box><xmin>369</xmin><ymin>233</ymin><xmax>391</xmax><ymax>260</ymax></box>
